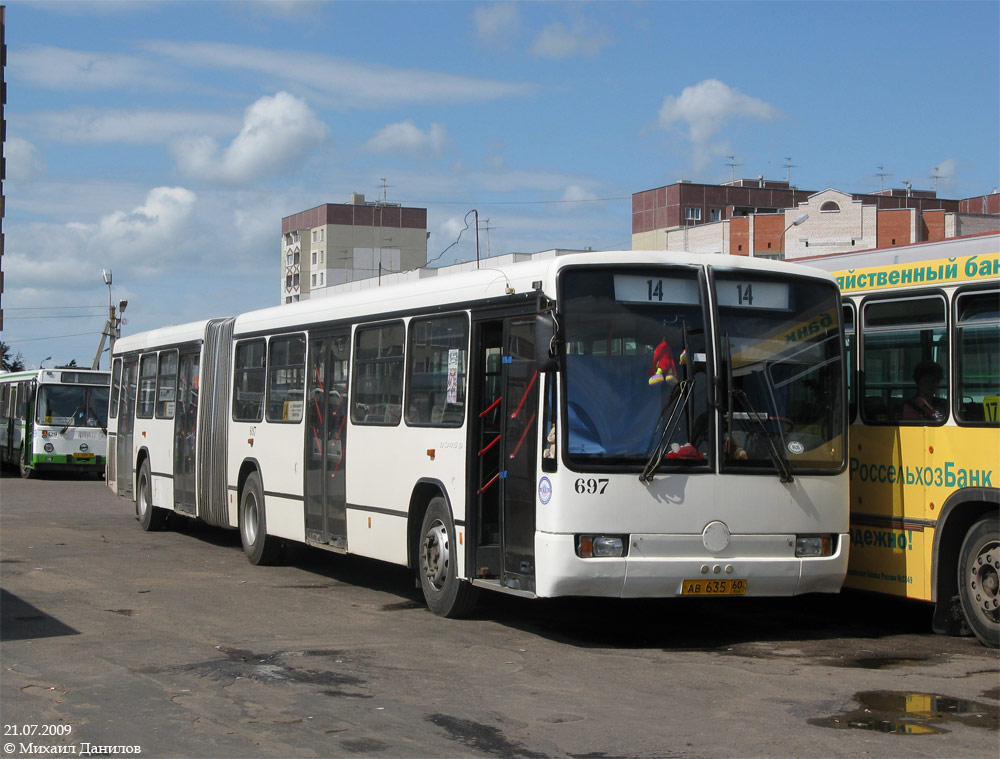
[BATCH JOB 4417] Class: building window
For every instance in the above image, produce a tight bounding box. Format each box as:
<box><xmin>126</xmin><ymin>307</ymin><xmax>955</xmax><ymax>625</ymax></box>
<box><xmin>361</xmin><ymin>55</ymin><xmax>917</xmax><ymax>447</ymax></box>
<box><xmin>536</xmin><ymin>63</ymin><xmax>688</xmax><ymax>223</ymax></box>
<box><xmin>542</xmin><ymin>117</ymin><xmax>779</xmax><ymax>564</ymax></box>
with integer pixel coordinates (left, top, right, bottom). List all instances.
<box><xmin>312</xmin><ymin>251</ymin><xmax>317</xmax><ymax>265</ymax></box>
<box><xmin>685</xmin><ymin>207</ymin><xmax>702</xmax><ymax>221</ymax></box>
<box><xmin>312</xmin><ymin>230</ymin><xmax>317</xmax><ymax>242</ymax></box>
<box><xmin>710</xmin><ymin>209</ymin><xmax>721</xmax><ymax>222</ymax></box>
<box><xmin>820</xmin><ymin>201</ymin><xmax>840</xmax><ymax>212</ymax></box>
<box><xmin>319</xmin><ymin>272</ymin><xmax>324</xmax><ymax>286</ymax></box>
<box><xmin>312</xmin><ymin>274</ymin><xmax>317</xmax><ymax>286</ymax></box>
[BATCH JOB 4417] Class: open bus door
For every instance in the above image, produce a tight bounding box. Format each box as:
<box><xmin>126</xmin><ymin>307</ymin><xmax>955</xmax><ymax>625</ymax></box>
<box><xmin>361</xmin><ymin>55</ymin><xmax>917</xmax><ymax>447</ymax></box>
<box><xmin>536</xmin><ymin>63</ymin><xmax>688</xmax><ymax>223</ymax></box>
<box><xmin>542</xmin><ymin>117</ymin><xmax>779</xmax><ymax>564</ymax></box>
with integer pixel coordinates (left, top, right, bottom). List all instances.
<box><xmin>116</xmin><ymin>357</ymin><xmax>138</xmax><ymax>498</ymax></box>
<box><xmin>472</xmin><ymin>316</ymin><xmax>539</xmax><ymax>593</ymax></box>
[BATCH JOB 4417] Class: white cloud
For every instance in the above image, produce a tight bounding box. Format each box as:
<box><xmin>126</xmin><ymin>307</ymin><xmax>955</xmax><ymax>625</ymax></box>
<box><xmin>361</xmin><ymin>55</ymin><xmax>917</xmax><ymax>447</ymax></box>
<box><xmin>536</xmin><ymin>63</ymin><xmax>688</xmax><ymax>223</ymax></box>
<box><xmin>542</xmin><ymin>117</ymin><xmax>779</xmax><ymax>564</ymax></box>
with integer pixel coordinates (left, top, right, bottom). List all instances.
<box><xmin>94</xmin><ymin>186</ymin><xmax>198</xmax><ymax>252</ymax></box>
<box><xmin>171</xmin><ymin>92</ymin><xmax>327</xmax><ymax>185</ymax></box>
<box><xmin>531</xmin><ymin>20</ymin><xmax>611</xmax><ymax>59</ymax></box>
<box><xmin>363</xmin><ymin>121</ymin><xmax>451</xmax><ymax>159</ymax></box>
<box><xmin>474</xmin><ymin>4</ymin><xmax>522</xmax><ymax>45</ymax></box>
<box><xmin>4</xmin><ymin>138</ymin><xmax>47</xmax><ymax>181</ymax></box>
<box><xmin>145</xmin><ymin>41</ymin><xmax>536</xmax><ymax>107</ymax></box>
<box><xmin>19</xmin><ymin>108</ymin><xmax>241</xmax><ymax>145</ymax></box>
<box><xmin>561</xmin><ymin>185</ymin><xmax>597</xmax><ymax>203</ymax></box>
<box><xmin>9</xmin><ymin>44</ymin><xmax>182</xmax><ymax>92</ymax></box>
<box><xmin>658</xmin><ymin>79</ymin><xmax>780</xmax><ymax>168</ymax></box>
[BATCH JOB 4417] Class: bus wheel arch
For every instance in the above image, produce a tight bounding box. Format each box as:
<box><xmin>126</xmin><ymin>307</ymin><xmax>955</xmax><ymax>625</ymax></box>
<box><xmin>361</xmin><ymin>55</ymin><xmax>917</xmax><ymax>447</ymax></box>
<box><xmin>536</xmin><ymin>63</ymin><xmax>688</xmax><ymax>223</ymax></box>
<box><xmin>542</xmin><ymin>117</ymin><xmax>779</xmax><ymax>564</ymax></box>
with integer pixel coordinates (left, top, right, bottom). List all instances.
<box><xmin>411</xmin><ymin>486</ymin><xmax>477</xmax><ymax>618</ymax></box>
<box><xmin>238</xmin><ymin>464</ymin><xmax>282</xmax><ymax>566</ymax></box>
<box><xmin>932</xmin><ymin>488</ymin><xmax>1000</xmax><ymax>643</ymax></box>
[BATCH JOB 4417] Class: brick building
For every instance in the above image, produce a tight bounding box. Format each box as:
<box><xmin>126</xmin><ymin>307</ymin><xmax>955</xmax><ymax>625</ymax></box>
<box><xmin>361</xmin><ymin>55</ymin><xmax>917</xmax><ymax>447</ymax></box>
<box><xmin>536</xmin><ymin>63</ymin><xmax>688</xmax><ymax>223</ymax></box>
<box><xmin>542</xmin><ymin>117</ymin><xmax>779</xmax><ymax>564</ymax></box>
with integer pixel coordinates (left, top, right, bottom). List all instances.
<box><xmin>633</xmin><ymin>179</ymin><xmax>999</xmax><ymax>259</ymax></box>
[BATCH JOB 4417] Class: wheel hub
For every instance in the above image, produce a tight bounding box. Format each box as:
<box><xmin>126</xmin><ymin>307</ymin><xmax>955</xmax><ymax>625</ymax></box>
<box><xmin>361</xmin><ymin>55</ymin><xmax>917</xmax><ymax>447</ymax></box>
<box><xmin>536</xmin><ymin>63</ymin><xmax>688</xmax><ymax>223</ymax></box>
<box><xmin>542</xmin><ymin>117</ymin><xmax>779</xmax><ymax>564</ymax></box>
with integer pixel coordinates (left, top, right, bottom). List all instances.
<box><xmin>968</xmin><ymin>540</ymin><xmax>999</xmax><ymax>620</ymax></box>
<box><xmin>422</xmin><ymin>520</ymin><xmax>449</xmax><ymax>590</ymax></box>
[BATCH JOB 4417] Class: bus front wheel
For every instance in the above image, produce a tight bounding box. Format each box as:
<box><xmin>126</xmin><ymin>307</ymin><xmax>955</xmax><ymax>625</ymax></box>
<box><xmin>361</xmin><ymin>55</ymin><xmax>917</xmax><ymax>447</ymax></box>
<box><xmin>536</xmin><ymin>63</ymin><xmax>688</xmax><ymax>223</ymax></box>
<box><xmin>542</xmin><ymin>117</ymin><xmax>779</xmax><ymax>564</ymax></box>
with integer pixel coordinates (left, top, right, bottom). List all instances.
<box><xmin>239</xmin><ymin>471</ymin><xmax>282</xmax><ymax>566</ymax></box>
<box><xmin>19</xmin><ymin>448</ymin><xmax>35</xmax><ymax>479</ymax></box>
<box><xmin>418</xmin><ymin>497</ymin><xmax>477</xmax><ymax>618</ymax></box>
<box><xmin>958</xmin><ymin>514</ymin><xmax>999</xmax><ymax>648</ymax></box>
<box><xmin>136</xmin><ymin>459</ymin><xmax>169</xmax><ymax>531</ymax></box>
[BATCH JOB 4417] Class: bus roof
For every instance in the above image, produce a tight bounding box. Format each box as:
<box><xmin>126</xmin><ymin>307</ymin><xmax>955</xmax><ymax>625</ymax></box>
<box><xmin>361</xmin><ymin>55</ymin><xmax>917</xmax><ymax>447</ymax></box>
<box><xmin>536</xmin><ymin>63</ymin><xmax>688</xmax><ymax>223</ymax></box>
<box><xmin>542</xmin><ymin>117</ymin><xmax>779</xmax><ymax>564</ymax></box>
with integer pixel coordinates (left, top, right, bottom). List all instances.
<box><xmin>110</xmin><ymin>251</ymin><xmax>838</xmax><ymax>350</ymax></box>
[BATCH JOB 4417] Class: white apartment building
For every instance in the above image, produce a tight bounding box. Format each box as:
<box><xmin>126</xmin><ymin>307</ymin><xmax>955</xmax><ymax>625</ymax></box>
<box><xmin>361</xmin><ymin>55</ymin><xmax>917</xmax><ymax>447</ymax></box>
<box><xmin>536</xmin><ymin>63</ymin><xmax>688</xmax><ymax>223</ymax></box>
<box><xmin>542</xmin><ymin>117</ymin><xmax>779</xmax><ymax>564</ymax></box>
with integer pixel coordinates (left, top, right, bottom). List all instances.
<box><xmin>281</xmin><ymin>194</ymin><xmax>428</xmax><ymax>303</ymax></box>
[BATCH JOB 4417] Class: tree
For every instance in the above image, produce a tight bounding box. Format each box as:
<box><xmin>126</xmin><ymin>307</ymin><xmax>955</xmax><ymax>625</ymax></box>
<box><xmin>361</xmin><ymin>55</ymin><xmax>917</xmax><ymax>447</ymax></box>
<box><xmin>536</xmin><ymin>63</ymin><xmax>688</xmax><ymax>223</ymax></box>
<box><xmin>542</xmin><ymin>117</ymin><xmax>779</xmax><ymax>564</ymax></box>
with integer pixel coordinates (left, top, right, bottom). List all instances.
<box><xmin>1</xmin><ymin>341</ymin><xmax>26</xmax><ymax>372</ymax></box>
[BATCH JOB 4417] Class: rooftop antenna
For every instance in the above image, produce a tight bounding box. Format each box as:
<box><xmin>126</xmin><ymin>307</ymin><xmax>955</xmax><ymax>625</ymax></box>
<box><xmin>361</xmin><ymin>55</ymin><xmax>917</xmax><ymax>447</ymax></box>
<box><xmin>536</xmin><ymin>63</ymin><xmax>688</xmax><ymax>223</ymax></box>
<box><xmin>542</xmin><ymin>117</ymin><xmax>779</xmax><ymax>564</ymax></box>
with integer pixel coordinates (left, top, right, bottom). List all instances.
<box><xmin>875</xmin><ymin>165</ymin><xmax>890</xmax><ymax>193</ymax></box>
<box><xmin>931</xmin><ymin>166</ymin><xmax>944</xmax><ymax>192</ymax></box>
<box><xmin>903</xmin><ymin>180</ymin><xmax>912</xmax><ymax>197</ymax></box>
<box><xmin>724</xmin><ymin>155</ymin><xmax>741</xmax><ymax>184</ymax></box>
<box><xmin>378</xmin><ymin>177</ymin><xmax>391</xmax><ymax>204</ymax></box>
<box><xmin>781</xmin><ymin>156</ymin><xmax>797</xmax><ymax>184</ymax></box>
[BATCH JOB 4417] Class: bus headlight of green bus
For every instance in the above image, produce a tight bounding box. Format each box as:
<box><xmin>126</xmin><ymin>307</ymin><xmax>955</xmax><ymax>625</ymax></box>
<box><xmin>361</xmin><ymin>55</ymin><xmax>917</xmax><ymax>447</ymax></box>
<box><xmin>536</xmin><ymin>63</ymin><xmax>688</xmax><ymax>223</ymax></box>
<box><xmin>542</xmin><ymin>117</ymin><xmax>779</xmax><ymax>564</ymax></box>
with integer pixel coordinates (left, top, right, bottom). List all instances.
<box><xmin>576</xmin><ymin>535</ymin><xmax>627</xmax><ymax>558</ymax></box>
<box><xmin>795</xmin><ymin>535</ymin><xmax>835</xmax><ymax>557</ymax></box>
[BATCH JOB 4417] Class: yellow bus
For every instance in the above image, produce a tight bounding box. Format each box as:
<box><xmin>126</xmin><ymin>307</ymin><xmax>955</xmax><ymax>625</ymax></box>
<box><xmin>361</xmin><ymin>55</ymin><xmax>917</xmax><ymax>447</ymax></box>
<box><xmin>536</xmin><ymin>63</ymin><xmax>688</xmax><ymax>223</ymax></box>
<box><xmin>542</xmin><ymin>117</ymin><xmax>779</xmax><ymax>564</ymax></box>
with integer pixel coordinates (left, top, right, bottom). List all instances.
<box><xmin>807</xmin><ymin>235</ymin><xmax>999</xmax><ymax>647</ymax></box>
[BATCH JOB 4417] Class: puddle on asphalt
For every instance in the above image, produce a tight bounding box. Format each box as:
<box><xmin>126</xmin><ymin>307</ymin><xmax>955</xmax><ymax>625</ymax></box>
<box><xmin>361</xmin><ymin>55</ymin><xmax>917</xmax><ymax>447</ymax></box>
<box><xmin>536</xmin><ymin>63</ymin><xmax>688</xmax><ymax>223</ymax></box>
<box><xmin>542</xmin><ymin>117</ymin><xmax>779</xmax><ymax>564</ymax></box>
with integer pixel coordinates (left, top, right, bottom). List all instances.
<box><xmin>809</xmin><ymin>691</ymin><xmax>999</xmax><ymax>735</ymax></box>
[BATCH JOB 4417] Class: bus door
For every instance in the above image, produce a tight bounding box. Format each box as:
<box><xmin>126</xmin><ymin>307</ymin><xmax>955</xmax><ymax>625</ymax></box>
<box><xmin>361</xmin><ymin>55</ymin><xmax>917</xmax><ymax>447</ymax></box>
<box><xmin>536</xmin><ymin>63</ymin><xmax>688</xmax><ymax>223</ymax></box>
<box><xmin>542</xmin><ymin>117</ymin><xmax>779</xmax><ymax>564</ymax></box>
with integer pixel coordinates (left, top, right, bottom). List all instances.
<box><xmin>304</xmin><ymin>330</ymin><xmax>350</xmax><ymax>549</ymax></box>
<box><xmin>116</xmin><ymin>357</ymin><xmax>138</xmax><ymax>498</ymax></box>
<box><xmin>173</xmin><ymin>350</ymin><xmax>200</xmax><ymax>514</ymax></box>
<box><xmin>472</xmin><ymin>317</ymin><xmax>539</xmax><ymax>593</ymax></box>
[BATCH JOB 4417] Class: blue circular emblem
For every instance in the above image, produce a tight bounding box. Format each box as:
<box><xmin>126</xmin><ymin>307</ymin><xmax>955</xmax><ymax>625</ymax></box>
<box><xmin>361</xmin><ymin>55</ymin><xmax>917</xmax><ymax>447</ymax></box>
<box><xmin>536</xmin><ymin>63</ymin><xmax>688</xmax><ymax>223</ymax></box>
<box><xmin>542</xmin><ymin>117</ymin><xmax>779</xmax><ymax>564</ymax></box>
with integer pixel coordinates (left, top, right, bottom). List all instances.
<box><xmin>538</xmin><ymin>476</ymin><xmax>553</xmax><ymax>505</ymax></box>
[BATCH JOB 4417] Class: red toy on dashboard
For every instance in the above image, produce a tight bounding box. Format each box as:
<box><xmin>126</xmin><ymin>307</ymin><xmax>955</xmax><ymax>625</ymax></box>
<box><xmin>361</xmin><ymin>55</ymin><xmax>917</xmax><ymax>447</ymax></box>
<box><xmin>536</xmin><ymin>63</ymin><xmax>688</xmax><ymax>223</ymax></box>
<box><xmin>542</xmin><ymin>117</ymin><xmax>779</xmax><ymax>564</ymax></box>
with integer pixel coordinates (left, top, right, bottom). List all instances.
<box><xmin>648</xmin><ymin>339</ymin><xmax>678</xmax><ymax>386</ymax></box>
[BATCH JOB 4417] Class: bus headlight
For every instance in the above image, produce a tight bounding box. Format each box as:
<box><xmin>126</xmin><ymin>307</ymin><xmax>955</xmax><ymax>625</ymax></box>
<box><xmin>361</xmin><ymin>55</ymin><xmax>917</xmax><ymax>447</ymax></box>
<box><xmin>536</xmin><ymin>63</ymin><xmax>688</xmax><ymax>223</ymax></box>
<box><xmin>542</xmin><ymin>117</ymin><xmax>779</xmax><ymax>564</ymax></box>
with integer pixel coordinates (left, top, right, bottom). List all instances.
<box><xmin>576</xmin><ymin>535</ymin><xmax>626</xmax><ymax>558</ymax></box>
<box><xmin>795</xmin><ymin>535</ymin><xmax>835</xmax><ymax>557</ymax></box>
<box><xmin>44</xmin><ymin>443</ymin><xmax>55</xmax><ymax>453</ymax></box>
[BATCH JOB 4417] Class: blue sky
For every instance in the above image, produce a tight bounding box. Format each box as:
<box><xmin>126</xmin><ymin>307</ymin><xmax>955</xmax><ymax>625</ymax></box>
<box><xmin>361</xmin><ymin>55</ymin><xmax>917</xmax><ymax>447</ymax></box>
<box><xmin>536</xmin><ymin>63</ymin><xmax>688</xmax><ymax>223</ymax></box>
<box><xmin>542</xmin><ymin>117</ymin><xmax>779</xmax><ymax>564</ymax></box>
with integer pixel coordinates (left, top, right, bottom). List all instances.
<box><xmin>3</xmin><ymin>0</ymin><xmax>998</xmax><ymax>368</ymax></box>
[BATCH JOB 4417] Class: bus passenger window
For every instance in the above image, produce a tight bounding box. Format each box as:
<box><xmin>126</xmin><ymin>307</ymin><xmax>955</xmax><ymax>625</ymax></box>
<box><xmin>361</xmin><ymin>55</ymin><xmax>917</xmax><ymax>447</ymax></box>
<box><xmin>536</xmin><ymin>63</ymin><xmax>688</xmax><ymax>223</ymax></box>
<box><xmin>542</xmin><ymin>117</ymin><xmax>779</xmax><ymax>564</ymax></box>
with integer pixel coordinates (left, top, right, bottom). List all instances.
<box><xmin>352</xmin><ymin>322</ymin><xmax>404</xmax><ymax>426</ymax></box>
<box><xmin>266</xmin><ymin>334</ymin><xmax>306</xmax><ymax>423</ymax></box>
<box><xmin>155</xmin><ymin>351</ymin><xmax>178</xmax><ymax>419</ymax></box>
<box><xmin>956</xmin><ymin>290</ymin><xmax>1000</xmax><ymax>424</ymax></box>
<box><xmin>405</xmin><ymin>315</ymin><xmax>468</xmax><ymax>427</ymax></box>
<box><xmin>137</xmin><ymin>354</ymin><xmax>157</xmax><ymax>418</ymax></box>
<box><xmin>233</xmin><ymin>340</ymin><xmax>266</xmax><ymax>422</ymax></box>
<box><xmin>110</xmin><ymin>358</ymin><xmax>122</xmax><ymax>419</ymax></box>
<box><xmin>861</xmin><ymin>295</ymin><xmax>947</xmax><ymax>425</ymax></box>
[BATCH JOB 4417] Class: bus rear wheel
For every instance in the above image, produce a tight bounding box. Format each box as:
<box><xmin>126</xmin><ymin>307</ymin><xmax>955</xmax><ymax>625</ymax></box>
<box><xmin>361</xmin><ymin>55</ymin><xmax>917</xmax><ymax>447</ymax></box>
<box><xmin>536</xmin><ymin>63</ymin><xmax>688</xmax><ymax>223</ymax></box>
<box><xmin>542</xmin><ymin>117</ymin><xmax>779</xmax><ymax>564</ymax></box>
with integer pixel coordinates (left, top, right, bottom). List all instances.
<box><xmin>239</xmin><ymin>471</ymin><xmax>282</xmax><ymax>566</ymax></box>
<box><xmin>958</xmin><ymin>514</ymin><xmax>999</xmax><ymax>648</ymax></box>
<box><xmin>136</xmin><ymin>459</ymin><xmax>169</xmax><ymax>531</ymax></box>
<box><xmin>418</xmin><ymin>497</ymin><xmax>477</xmax><ymax>618</ymax></box>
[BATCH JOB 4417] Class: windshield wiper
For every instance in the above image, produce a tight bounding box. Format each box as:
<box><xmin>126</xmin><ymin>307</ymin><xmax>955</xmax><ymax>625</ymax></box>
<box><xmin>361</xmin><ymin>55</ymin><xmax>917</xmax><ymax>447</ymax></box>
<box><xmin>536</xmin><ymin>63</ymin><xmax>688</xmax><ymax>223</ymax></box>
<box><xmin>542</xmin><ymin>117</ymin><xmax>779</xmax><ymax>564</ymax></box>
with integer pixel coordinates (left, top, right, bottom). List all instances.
<box><xmin>730</xmin><ymin>388</ymin><xmax>794</xmax><ymax>483</ymax></box>
<box><xmin>640</xmin><ymin>379</ymin><xmax>696</xmax><ymax>483</ymax></box>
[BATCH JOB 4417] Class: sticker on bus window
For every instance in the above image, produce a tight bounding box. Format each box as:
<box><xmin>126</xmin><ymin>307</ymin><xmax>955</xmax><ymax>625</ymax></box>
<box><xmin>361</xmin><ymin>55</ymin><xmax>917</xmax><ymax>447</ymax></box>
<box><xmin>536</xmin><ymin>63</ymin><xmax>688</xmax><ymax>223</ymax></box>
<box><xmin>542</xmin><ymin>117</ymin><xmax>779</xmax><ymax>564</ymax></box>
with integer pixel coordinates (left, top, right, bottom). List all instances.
<box><xmin>447</xmin><ymin>349</ymin><xmax>459</xmax><ymax>404</ymax></box>
<box><xmin>985</xmin><ymin>396</ymin><xmax>999</xmax><ymax>423</ymax></box>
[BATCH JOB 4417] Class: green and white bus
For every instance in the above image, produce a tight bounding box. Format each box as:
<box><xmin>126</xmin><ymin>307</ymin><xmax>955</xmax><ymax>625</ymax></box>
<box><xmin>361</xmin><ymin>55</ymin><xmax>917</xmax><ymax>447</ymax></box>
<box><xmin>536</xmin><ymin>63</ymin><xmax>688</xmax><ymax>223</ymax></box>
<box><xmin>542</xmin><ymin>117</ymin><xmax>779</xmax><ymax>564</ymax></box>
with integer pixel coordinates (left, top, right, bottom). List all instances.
<box><xmin>0</xmin><ymin>368</ymin><xmax>110</xmax><ymax>478</ymax></box>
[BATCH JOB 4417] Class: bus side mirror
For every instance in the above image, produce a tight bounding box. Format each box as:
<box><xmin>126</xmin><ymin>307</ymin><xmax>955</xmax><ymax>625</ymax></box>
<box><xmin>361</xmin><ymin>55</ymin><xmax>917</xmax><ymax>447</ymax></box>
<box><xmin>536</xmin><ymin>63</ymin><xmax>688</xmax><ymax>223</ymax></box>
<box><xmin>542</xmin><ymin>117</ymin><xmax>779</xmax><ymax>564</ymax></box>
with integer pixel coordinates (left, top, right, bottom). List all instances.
<box><xmin>535</xmin><ymin>313</ymin><xmax>559</xmax><ymax>372</ymax></box>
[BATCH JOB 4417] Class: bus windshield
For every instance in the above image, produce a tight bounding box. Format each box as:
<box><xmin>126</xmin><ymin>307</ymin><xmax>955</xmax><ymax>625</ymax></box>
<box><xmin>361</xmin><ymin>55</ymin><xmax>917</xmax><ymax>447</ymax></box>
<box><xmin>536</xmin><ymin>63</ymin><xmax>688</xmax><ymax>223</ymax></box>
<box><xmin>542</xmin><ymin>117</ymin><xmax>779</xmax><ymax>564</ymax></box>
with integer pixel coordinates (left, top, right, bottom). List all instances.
<box><xmin>36</xmin><ymin>385</ymin><xmax>110</xmax><ymax>429</ymax></box>
<box><xmin>715</xmin><ymin>274</ymin><xmax>844</xmax><ymax>473</ymax></box>
<box><xmin>561</xmin><ymin>267</ymin><xmax>710</xmax><ymax>469</ymax></box>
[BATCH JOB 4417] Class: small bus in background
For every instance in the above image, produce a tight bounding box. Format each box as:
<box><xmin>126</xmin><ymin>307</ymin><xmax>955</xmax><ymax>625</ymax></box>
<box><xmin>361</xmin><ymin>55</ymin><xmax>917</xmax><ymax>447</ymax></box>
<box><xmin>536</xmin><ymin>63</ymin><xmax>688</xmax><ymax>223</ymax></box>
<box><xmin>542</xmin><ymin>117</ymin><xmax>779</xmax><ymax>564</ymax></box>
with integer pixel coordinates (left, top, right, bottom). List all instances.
<box><xmin>805</xmin><ymin>236</ymin><xmax>999</xmax><ymax>646</ymax></box>
<box><xmin>0</xmin><ymin>368</ymin><xmax>110</xmax><ymax>478</ymax></box>
<box><xmin>106</xmin><ymin>251</ymin><xmax>849</xmax><ymax>617</ymax></box>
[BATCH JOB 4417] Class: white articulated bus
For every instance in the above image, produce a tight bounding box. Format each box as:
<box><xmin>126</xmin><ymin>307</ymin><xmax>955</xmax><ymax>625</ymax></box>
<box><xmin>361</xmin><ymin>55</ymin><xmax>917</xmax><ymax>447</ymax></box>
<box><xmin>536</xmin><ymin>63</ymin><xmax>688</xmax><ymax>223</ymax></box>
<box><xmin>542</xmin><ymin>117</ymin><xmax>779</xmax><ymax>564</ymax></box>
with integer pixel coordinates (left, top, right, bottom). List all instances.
<box><xmin>1</xmin><ymin>368</ymin><xmax>110</xmax><ymax>478</ymax></box>
<box><xmin>107</xmin><ymin>251</ymin><xmax>849</xmax><ymax>616</ymax></box>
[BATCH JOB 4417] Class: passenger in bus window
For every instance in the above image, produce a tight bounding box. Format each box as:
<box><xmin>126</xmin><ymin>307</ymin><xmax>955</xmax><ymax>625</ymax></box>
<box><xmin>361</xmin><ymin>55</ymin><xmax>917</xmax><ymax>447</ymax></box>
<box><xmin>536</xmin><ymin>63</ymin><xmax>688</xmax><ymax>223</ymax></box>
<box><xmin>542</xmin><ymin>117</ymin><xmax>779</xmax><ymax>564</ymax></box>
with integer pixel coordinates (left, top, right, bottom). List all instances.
<box><xmin>902</xmin><ymin>361</ymin><xmax>946</xmax><ymax>422</ymax></box>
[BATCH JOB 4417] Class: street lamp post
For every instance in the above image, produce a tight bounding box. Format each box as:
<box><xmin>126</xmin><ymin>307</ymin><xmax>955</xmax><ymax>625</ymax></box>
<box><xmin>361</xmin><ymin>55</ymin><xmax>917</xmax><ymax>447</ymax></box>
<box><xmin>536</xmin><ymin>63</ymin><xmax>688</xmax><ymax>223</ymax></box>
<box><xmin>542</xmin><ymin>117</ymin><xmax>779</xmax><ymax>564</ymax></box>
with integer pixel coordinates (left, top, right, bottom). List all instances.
<box><xmin>778</xmin><ymin>213</ymin><xmax>810</xmax><ymax>260</ymax></box>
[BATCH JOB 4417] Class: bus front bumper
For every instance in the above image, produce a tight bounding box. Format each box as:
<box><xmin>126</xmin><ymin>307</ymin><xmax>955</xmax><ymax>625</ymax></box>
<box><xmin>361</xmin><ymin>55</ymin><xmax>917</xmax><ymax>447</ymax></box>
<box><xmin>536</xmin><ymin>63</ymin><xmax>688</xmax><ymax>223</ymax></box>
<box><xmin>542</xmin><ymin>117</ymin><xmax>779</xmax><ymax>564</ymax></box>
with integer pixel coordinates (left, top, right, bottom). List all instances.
<box><xmin>533</xmin><ymin>532</ymin><xmax>849</xmax><ymax>599</ymax></box>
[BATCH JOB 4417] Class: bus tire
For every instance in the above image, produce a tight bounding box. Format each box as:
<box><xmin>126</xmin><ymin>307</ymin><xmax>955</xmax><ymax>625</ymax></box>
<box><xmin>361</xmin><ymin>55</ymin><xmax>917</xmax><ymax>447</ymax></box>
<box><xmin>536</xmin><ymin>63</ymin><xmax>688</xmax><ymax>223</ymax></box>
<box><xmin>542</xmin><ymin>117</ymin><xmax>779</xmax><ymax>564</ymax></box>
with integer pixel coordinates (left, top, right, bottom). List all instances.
<box><xmin>239</xmin><ymin>471</ymin><xmax>282</xmax><ymax>566</ymax></box>
<box><xmin>418</xmin><ymin>497</ymin><xmax>477</xmax><ymax>618</ymax></box>
<box><xmin>19</xmin><ymin>448</ymin><xmax>35</xmax><ymax>479</ymax></box>
<box><xmin>958</xmin><ymin>514</ymin><xmax>999</xmax><ymax>648</ymax></box>
<box><xmin>136</xmin><ymin>459</ymin><xmax>169</xmax><ymax>531</ymax></box>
